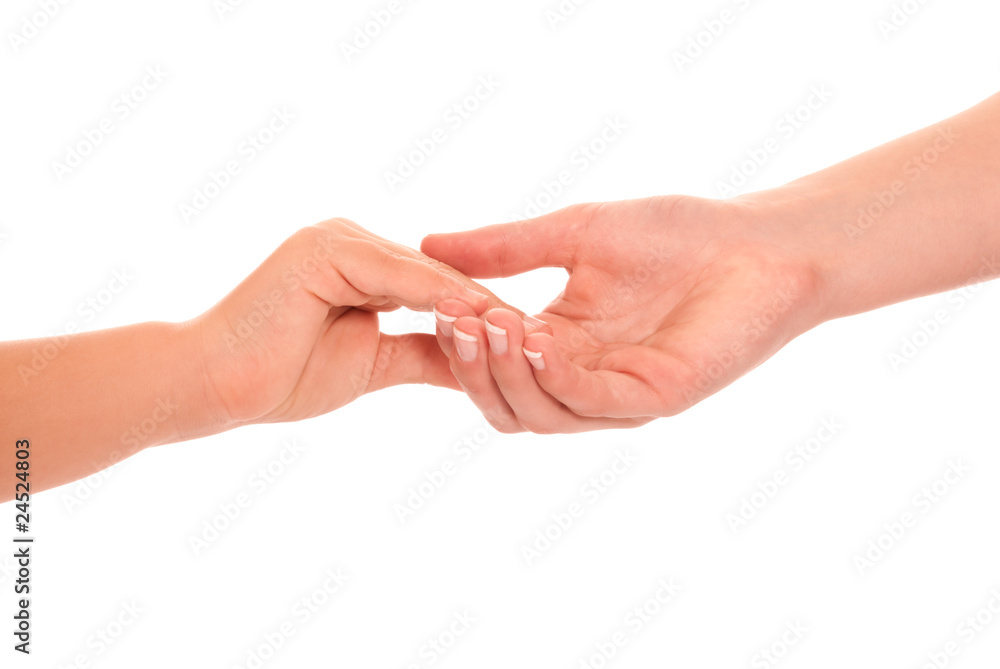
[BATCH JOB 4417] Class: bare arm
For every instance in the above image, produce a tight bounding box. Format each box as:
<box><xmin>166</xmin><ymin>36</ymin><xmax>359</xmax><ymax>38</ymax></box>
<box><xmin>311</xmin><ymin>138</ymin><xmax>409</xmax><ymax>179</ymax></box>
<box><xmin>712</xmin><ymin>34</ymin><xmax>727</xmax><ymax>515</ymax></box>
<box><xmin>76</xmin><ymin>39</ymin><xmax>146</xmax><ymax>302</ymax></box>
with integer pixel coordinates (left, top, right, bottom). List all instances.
<box><xmin>1</xmin><ymin>219</ymin><xmax>507</xmax><ymax>502</ymax></box>
<box><xmin>1</xmin><ymin>322</ymin><xmax>214</xmax><ymax>499</ymax></box>
<box><xmin>743</xmin><ymin>91</ymin><xmax>1000</xmax><ymax>320</ymax></box>
<box><xmin>421</xmin><ymin>91</ymin><xmax>1000</xmax><ymax>432</ymax></box>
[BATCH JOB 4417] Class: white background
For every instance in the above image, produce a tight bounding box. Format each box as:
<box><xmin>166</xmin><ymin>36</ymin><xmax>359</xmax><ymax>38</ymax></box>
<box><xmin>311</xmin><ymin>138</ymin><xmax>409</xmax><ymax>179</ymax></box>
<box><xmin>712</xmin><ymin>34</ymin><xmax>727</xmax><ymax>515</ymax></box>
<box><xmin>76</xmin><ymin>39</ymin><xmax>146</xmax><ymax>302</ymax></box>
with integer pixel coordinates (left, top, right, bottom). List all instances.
<box><xmin>2</xmin><ymin>0</ymin><xmax>1000</xmax><ymax>667</ymax></box>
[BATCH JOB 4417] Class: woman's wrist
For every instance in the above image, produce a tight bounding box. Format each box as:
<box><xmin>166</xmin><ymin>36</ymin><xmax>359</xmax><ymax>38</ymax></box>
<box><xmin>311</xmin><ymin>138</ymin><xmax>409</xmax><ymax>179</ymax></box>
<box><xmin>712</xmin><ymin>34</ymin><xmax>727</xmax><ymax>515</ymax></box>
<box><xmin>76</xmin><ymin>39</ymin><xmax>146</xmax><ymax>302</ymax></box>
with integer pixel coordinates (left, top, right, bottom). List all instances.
<box><xmin>725</xmin><ymin>187</ymin><xmax>845</xmax><ymax>332</ymax></box>
<box><xmin>737</xmin><ymin>94</ymin><xmax>1000</xmax><ymax>328</ymax></box>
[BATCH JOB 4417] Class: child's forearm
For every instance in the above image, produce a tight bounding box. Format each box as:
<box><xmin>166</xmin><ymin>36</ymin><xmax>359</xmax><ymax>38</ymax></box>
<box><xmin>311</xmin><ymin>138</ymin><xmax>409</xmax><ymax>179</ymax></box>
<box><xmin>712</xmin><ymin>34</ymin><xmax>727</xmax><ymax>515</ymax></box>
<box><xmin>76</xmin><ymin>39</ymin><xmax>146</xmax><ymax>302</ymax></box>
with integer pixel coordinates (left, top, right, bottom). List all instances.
<box><xmin>0</xmin><ymin>219</ymin><xmax>502</xmax><ymax>502</ymax></box>
<box><xmin>743</xmin><ymin>91</ymin><xmax>1000</xmax><ymax>323</ymax></box>
<box><xmin>1</xmin><ymin>320</ymin><xmax>221</xmax><ymax>502</ymax></box>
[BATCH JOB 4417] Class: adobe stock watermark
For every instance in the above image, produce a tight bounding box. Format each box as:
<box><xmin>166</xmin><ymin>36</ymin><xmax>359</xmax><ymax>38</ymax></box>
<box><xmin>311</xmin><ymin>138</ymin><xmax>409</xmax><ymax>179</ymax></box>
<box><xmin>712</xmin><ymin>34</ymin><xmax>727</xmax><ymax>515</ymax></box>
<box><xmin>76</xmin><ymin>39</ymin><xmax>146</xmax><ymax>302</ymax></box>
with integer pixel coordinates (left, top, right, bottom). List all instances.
<box><xmin>213</xmin><ymin>0</ymin><xmax>251</xmax><ymax>20</ymax></box>
<box><xmin>508</xmin><ymin>116</ymin><xmax>627</xmax><ymax>221</ymax></box>
<box><xmin>603</xmin><ymin>243</ymin><xmax>669</xmax><ymax>315</ymax></box>
<box><xmin>219</xmin><ymin>229</ymin><xmax>346</xmax><ymax>355</ymax></box>
<box><xmin>671</xmin><ymin>0</ymin><xmax>755</xmax><ymax>73</ymax></box>
<box><xmin>715</xmin><ymin>84</ymin><xmax>833</xmax><ymax>197</ymax></box>
<box><xmin>343</xmin><ymin>305</ymin><xmax>472</xmax><ymax>397</ymax></box>
<box><xmin>726</xmin><ymin>417</ymin><xmax>843</xmax><ymax>534</ymax></box>
<box><xmin>339</xmin><ymin>0</ymin><xmax>417</xmax><ymax>63</ymax></box>
<box><xmin>188</xmin><ymin>438</ymin><xmax>306</xmax><ymax>556</ymax></box>
<box><xmin>16</xmin><ymin>267</ymin><xmax>135</xmax><ymax>385</ymax></box>
<box><xmin>60</xmin><ymin>449</ymin><xmax>133</xmax><ymax>515</ymax></box>
<box><xmin>7</xmin><ymin>0</ymin><xmax>73</xmax><ymax>53</ymax></box>
<box><xmin>0</xmin><ymin>555</ymin><xmax>17</xmax><ymax>589</ymax></box>
<box><xmin>575</xmin><ymin>577</ymin><xmax>681</xmax><ymax>669</ymax></box>
<box><xmin>231</xmin><ymin>567</ymin><xmax>350</xmax><ymax>669</ymax></box>
<box><xmin>55</xmin><ymin>600</ymin><xmax>144</xmax><ymax>669</ymax></box>
<box><xmin>750</xmin><ymin>619</ymin><xmax>808</xmax><ymax>669</ymax></box>
<box><xmin>51</xmin><ymin>65</ymin><xmax>168</xmax><ymax>182</ymax></box>
<box><xmin>178</xmin><ymin>106</ymin><xmax>295</xmax><ymax>224</ymax></box>
<box><xmin>59</xmin><ymin>395</ymin><xmax>174</xmax><ymax>514</ymax></box>
<box><xmin>886</xmin><ymin>255</ymin><xmax>997</xmax><ymax>372</ymax></box>
<box><xmin>844</xmin><ymin>126</ymin><xmax>959</xmax><ymax>242</ymax></box>
<box><xmin>544</xmin><ymin>0</ymin><xmax>593</xmax><ymax>31</ymax></box>
<box><xmin>852</xmin><ymin>459</ymin><xmax>970</xmax><ymax>576</ymax></box>
<box><xmin>521</xmin><ymin>448</ymin><xmax>638</xmax><ymax>566</ymax></box>
<box><xmin>59</xmin><ymin>398</ymin><xmax>178</xmax><ymax>515</ymax></box>
<box><xmin>681</xmin><ymin>283</ymin><xmax>803</xmax><ymax>405</ymax></box>
<box><xmin>344</xmin><ymin>310</ymin><xmax>433</xmax><ymax>398</ymax></box>
<box><xmin>876</xmin><ymin>0</ymin><xmax>933</xmax><ymax>41</ymax></box>
<box><xmin>393</xmin><ymin>419</ymin><xmax>495</xmax><ymax>524</ymax></box>
<box><xmin>383</xmin><ymin>75</ymin><xmax>500</xmax><ymax>192</ymax></box>
<box><xmin>121</xmin><ymin>397</ymin><xmax>178</xmax><ymax>449</ymax></box>
<box><xmin>219</xmin><ymin>229</ymin><xmax>467</xmax><ymax>359</ymax></box>
<box><xmin>401</xmin><ymin>610</ymin><xmax>476</xmax><ymax>669</ymax></box>
<box><xmin>559</xmin><ymin>242</ymin><xmax>672</xmax><ymax>349</ymax></box>
<box><xmin>910</xmin><ymin>588</ymin><xmax>1000</xmax><ymax>669</ymax></box>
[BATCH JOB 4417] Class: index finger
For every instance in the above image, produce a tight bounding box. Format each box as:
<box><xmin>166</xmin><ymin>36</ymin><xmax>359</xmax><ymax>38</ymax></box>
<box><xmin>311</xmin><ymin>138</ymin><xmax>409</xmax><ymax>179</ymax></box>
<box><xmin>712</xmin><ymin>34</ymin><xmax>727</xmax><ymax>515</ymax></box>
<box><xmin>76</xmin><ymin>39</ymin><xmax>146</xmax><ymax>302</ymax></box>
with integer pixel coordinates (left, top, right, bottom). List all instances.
<box><xmin>316</xmin><ymin>218</ymin><xmax>525</xmax><ymax>317</ymax></box>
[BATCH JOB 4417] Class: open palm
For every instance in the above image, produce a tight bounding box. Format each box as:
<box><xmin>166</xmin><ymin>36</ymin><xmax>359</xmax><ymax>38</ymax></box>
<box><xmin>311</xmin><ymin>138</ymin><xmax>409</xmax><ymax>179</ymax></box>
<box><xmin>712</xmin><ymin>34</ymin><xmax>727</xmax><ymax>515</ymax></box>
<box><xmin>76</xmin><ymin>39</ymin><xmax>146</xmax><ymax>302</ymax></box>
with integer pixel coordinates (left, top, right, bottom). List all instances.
<box><xmin>423</xmin><ymin>195</ymin><xmax>821</xmax><ymax>433</ymax></box>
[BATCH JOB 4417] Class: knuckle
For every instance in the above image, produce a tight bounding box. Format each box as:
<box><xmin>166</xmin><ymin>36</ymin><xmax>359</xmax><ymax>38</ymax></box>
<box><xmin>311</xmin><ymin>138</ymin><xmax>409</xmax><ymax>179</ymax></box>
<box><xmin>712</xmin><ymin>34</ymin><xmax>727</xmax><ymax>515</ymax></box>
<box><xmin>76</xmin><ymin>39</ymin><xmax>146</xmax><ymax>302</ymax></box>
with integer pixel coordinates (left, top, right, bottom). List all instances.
<box><xmin>289</xmin><ymin>224</ymin><xmax>322</xmax><ymax>247</ymax></box>
<box><xmin>315</xmin><ymin>216</ymin><xmax>355</xmax><ymax>233</ymax></box>
<box><xmin>291</xmin><ymin>223</ymin><xmax>342</xmax><ymax>260</ymax></box>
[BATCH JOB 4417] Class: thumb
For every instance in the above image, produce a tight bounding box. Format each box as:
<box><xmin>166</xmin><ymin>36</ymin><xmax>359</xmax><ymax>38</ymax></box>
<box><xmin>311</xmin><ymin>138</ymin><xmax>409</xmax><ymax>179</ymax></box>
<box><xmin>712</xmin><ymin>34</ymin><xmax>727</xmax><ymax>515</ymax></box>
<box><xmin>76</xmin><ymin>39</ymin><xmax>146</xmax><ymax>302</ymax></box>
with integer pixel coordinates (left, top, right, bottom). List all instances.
<box><xmin>420</xmin><ymin>203</ymin><xmax>592</xmax><ymax>278</ymax></box>
<box><xmin>366</xmin><ymin>332</ymin><xmax>461</xmax><ymax>393</ymax></box>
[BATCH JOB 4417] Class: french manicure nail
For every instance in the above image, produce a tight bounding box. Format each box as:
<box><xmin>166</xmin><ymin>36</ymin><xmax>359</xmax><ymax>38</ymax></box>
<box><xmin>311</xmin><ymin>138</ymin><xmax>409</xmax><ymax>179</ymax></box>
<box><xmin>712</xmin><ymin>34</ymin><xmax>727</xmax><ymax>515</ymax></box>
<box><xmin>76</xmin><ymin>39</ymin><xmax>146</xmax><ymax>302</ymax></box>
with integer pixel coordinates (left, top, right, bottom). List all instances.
<box><xmin>454</xmin><ymin>328</ymin><xmax>479</xmax><ymax>362</ymax></box>
<box><xmin>523</xmin><ymin>316</ymin><xmax>547</xmax><ymax>332</ymax></box>
<box><xmin>523</xmin><ymin>347</ymin><xmax>545</xmax><ymax>370</ymax></box>
<box><xmin>434</xmin><ymin>307</ymin><xmax>456</xmax><ymax>337</ymax></box>
<box><xmin>484</xmin><ymin>319</ymin><xmax>508</xmax><ymax>355</ymax></box>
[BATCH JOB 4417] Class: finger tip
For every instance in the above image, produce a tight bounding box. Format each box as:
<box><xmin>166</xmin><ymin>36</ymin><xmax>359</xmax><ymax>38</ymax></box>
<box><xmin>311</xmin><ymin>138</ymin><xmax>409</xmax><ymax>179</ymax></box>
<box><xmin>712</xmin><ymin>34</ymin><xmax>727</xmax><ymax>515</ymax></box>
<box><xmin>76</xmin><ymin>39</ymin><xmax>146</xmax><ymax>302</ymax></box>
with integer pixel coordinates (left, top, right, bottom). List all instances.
<box><xmin>419</xmin><ymin>234</ymin><xmax>441</xmax><ymax>254</ymax></box>
<box><xmin>486</xmin><ymin>306</ymin><xmax>522</xmax><ymax>327</ymax></box>
<box><xmin>463</xmin><ymin>290</ymin><xmax>491</xmax><ymax>314</ymax></box>
<box><xmin>453</xmin><ymin>315</ymin><xmax>485</xmax><ymax>334</ymax></box>
<box><xmin>521</xmin><ymin>332</ymin><xmax>555</xmax><ymax>371</ymax></box>
<box><xmin>523</xmin><ymin>315</ymin><xmax>554</xmax><ymax>337</ymax></box>
<box><xmin>435</xmin><ymin>298</ymin><xmax>475</xmax><ymax>317</ymax></box>
<box><xmin>525</xmin><ymin>330</ymin><xmax>561</xmax><ymax>357</ymax></box>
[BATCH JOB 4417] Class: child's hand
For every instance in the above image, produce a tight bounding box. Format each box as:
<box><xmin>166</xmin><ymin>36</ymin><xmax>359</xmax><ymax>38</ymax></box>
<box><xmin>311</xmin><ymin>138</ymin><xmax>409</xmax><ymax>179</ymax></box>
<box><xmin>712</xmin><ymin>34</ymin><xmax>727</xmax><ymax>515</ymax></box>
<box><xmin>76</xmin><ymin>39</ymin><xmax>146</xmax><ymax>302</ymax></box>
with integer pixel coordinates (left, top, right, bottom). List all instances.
<box><xmin>194</xmin><ymin>218</ymin><xmax>512</xmax><ymax>428</ymax></box>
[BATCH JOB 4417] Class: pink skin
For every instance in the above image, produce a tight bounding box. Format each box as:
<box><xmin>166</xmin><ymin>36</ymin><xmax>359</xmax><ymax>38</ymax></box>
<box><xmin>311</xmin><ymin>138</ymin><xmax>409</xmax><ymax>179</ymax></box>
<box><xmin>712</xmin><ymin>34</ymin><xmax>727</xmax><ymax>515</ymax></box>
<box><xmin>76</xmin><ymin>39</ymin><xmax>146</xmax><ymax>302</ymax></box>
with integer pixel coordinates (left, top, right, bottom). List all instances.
<box><xmin>426</xmin><ymin>196</ymin><xmax>816</xmax><ymax>434</ymax></box>
<box><xmin>423</xmin><ymin>91</ymin><xmax>1000</xmax><ymax>434</ymax></box>
<box><xmin>435</xmin><ymin>299</ymin><xmax>631</xmax><ymax>433</ymax></box>
<box><xmin>0</xmin><ymin>218</ymin><xmax>514</xmax><ymax>500</ymax></box>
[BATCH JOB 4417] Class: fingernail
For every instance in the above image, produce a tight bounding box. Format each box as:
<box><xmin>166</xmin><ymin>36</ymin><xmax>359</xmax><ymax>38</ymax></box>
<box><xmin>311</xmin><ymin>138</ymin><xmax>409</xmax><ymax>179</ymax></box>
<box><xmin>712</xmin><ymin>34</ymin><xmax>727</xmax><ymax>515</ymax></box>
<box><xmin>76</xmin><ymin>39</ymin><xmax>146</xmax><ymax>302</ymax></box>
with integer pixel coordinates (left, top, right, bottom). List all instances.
<box><xmin>434</xmin><ymin>307</ymin><xmax>456</xmax><ymax>337</ymax></box>
<box><xmin>484</xmin><ymin>319</ymin><xmax>508</xmax><ymax>355</ymax></box>
<box><xmin>523</xmin><ymin>347</ymin><xmax>545</xmax><ymax>370</ymax></box>
<box><xmin>523</xmin><ymin>316</ymin><xmax>547</xmax><ymax>333</ymax></box>
<box><xmin>454</xmin><ymin>328</ymin><xmax>479</xmax><ymax>362</ymax></box>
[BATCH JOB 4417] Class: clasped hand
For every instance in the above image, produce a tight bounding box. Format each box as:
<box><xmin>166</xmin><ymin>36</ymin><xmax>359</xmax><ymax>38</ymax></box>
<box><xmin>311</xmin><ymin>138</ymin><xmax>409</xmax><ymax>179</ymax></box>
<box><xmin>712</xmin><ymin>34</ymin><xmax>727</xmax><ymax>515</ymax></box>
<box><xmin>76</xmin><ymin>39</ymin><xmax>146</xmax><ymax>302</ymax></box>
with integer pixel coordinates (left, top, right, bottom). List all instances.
<box><xmin>199</xmin><ymin>195</ymin><xmax>821</xmax><ymax>435</ymax></box>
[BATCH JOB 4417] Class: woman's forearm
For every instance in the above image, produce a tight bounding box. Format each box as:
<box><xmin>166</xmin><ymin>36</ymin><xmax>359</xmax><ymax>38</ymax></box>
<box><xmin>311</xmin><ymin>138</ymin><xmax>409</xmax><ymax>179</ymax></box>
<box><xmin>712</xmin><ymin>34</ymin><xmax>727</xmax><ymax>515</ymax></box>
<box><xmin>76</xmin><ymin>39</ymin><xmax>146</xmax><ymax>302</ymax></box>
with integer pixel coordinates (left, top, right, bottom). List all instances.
<box><xmin>0</xmin><ymin>320</ymin><xmax>221</xmax><ymax>502</ymax></box>
<box><xmin>743</xmin><ymin>91</ymin><xmax>1000</xmax><ymax>323</ymax></box>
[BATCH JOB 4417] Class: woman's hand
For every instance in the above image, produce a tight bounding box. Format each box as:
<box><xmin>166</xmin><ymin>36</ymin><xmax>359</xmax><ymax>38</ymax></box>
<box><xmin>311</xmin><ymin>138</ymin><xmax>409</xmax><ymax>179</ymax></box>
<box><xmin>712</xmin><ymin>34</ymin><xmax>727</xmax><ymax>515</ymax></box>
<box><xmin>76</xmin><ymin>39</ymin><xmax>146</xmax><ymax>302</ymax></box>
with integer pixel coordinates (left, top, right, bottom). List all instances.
<box><xmin>422</xmin><ymin>196</ymin><xmax>824</xmax><ymax>433</ymax></box>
